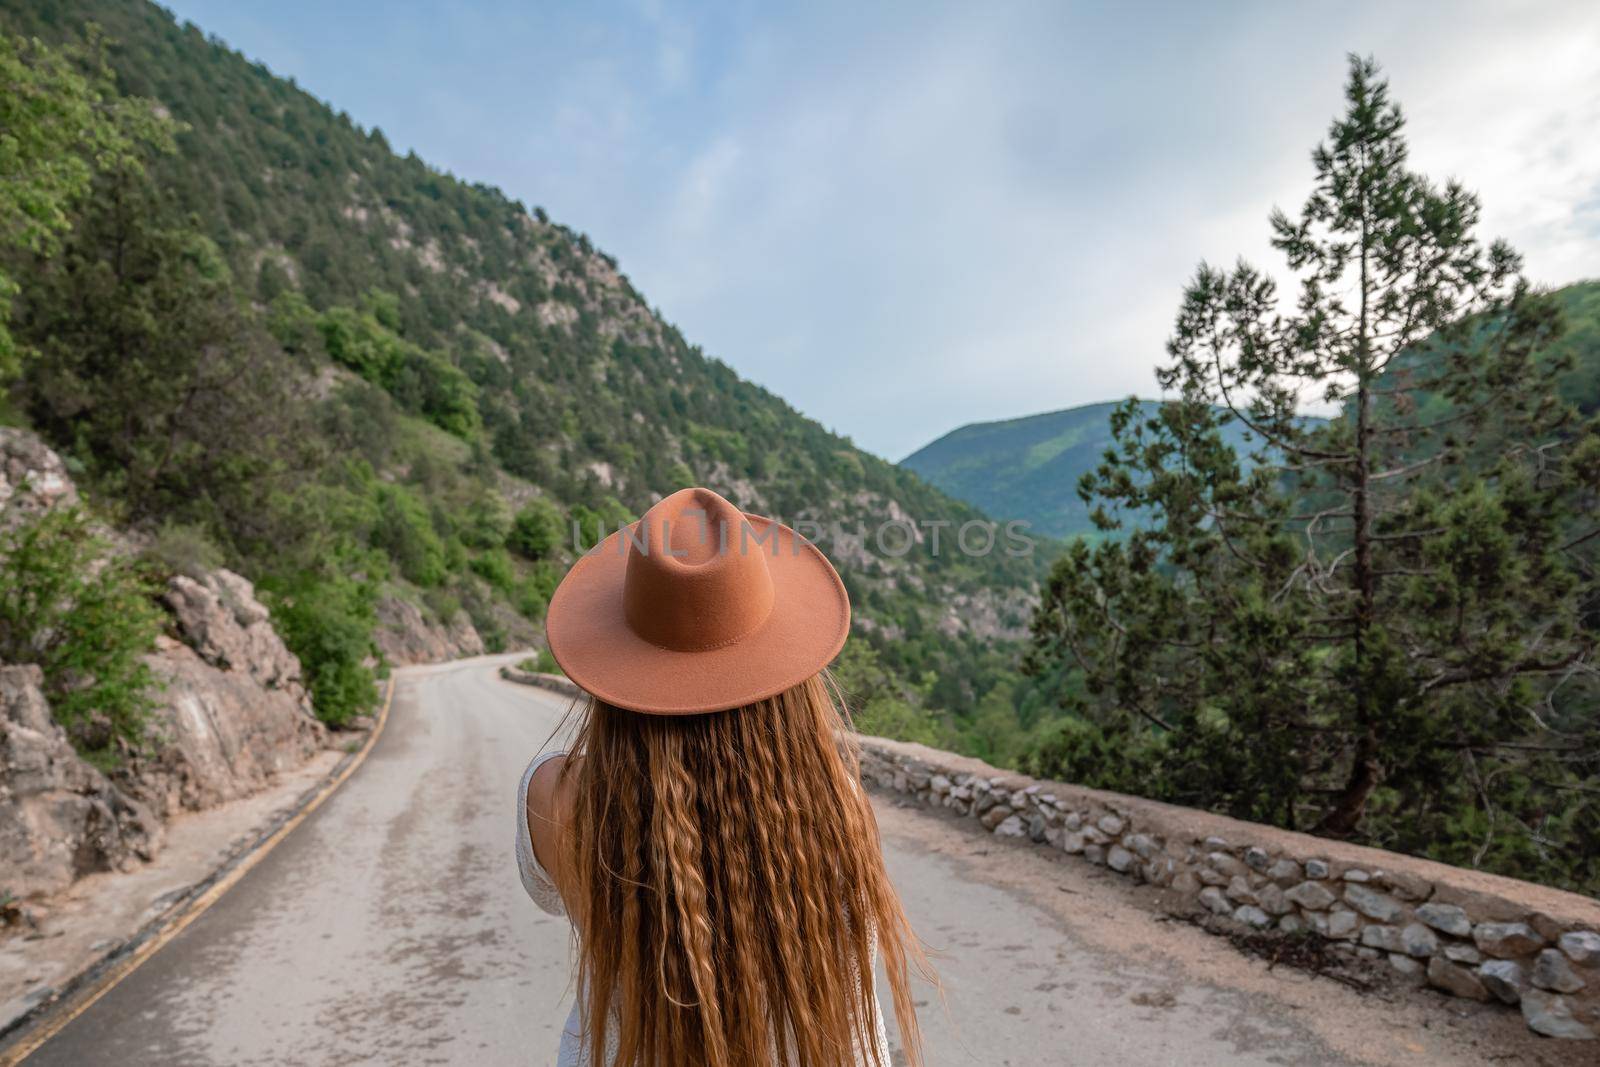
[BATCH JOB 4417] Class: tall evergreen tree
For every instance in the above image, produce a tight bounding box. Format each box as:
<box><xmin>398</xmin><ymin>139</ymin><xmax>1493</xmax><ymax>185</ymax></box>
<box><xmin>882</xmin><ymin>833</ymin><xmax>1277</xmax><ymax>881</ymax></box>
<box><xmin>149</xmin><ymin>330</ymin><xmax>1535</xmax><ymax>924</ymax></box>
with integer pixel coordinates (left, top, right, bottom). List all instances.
<box><xmin>1027</xmin><ymin>56</ymin><xmax>1599</xmax><ymax>890</ymax></box>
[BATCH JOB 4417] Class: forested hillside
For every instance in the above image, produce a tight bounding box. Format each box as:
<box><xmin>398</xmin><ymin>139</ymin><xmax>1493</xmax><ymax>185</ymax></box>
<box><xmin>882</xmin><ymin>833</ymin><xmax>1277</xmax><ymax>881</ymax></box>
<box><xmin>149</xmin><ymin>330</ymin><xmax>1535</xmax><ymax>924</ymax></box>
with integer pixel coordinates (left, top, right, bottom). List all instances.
<box><xmin>0</xmin><ymin>0</ymin><xmax>1042</xmax><ymax>738</ymax></box>
<box><xmin>902</xmin><ymin>400</ymin><xmax>1265</xmax><ymax>539</ymax></box>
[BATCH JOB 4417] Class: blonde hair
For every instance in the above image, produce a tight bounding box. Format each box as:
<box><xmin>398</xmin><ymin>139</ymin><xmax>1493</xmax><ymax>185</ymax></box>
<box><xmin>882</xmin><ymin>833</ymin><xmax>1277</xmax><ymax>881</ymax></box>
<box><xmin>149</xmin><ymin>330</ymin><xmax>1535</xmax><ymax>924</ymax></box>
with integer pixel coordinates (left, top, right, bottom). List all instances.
<box><xmin>559</xmin><ymin>673</ymin><xmax>928</xmax><ymax>1067</ymax></box>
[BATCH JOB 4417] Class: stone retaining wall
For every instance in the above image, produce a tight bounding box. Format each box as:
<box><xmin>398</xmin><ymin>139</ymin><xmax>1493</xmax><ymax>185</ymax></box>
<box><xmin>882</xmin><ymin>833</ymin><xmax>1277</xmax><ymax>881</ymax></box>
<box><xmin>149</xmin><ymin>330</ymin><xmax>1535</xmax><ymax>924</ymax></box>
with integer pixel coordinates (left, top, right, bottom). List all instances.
<box><xmin>857</xmin><ymin>734</ymin><xmax>1600</xmax><ymax>1041</ymax></box>
<box><xmin>498</xmin><ymin>666</ymin><xmax>583</xmax><ymax>700</ymax></box>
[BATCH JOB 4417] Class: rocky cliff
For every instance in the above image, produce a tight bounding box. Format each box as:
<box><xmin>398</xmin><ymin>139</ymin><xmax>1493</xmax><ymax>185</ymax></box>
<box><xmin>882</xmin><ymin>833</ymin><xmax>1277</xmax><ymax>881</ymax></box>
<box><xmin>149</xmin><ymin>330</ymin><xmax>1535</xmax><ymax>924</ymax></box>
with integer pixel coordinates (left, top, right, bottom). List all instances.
<box><xmin>0</xmin><ymin>431</ymin><xmax>333</xmax><ymax>902</ymax></box>
<box><xmin>372</xmin><ymin>594</ymin><xmax>486</xmax><ymax>666</ymax></box>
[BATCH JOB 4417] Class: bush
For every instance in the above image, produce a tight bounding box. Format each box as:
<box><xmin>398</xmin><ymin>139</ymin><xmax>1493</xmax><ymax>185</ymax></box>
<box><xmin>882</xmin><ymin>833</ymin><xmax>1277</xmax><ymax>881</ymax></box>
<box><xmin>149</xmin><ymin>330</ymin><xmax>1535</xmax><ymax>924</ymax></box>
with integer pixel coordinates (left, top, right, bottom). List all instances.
<box><xmin>468</xmin><ymin>547</ymin><xmax>515</xmax><ymax>593</ymax></box>
<box><xmin>460</xmin><ymin>493</ymin><xmax>513</xmax><ymax>549</ymax></box>
<box><xmin>519</xmin><ymin>647</ymin><xmax>561</xmax><ymax>675</ymax></box>
<box><xmin>514</xmin><ymin>561</ymin><xmax>562</xmax><ymax>620</ymax></box>
<box><xmin>259</xmin><ymin>569</ymin><xmax>379</xmax><ymax>727</ymax></box>
<box><xmin>0</xmin><ymin>509</ymin><xmax>163</xmax><ymax>758</ymax></box>
<box><xmin>372</xmin><ymin>484</ymin><xmax>446</xmax><ymax>586</ymax></box>
<box><xmin>508</xmin><ymin>497</ymin><xmax>564</xmax><ymax>559</ymax></box>
<box><xmin>421</xmin><ymin>585</ymin><xmax>461</xmax><ymax>624</ymax></box>
<box><xmin>139</xmin><ymin>520</ymin><xmax>225</xmax><ymax>580</ymax></box>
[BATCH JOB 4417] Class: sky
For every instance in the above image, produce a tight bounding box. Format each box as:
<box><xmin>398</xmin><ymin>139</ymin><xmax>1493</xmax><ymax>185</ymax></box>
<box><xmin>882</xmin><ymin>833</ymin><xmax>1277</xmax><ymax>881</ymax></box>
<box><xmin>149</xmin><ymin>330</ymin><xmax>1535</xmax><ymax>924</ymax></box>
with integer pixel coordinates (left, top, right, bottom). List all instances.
<box><xmin>166</xmin><ymin>0</ymin><xmax>1600</xmax><ymax>460</ymax></box>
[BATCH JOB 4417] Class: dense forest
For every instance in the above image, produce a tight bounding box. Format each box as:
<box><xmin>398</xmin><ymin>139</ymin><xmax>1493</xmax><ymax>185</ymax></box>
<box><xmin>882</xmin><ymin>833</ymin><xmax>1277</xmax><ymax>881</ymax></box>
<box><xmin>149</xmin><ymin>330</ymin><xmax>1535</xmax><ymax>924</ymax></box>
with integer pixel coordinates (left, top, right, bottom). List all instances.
<box><xmin>0</xmin><ymin>0</ymin><xmax>1046</xmax><ymax>752</ymax></box>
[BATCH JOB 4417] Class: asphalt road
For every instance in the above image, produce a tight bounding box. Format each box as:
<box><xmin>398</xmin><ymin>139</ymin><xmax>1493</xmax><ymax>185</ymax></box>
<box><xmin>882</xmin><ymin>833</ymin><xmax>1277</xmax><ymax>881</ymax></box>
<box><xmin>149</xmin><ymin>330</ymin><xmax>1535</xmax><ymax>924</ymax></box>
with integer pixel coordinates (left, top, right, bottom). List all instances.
<box><xmin>20</xmin><ymin>656</ymin><xmax>1543</xmax><ymax>1066</ymax></box>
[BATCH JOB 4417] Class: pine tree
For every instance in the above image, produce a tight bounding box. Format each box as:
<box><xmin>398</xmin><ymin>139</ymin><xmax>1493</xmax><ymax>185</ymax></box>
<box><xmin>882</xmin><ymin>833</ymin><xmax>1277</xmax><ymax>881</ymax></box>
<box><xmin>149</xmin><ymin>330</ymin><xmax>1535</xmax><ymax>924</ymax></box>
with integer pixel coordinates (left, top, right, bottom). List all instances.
<box><xmin>1028</xmin><ymin>56</ymin><xmax>1599</xmax><ymax>890</ymax></box>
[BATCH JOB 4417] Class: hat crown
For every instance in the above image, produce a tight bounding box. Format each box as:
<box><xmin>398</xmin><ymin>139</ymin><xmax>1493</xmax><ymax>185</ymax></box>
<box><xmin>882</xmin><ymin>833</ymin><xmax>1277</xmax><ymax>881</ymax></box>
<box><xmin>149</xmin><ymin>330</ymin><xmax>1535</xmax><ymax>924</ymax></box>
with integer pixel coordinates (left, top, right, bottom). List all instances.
<box><xmin>622</xmin><ymin>488</ymin><xmax>776</xmax><ymax>651</ymax></box>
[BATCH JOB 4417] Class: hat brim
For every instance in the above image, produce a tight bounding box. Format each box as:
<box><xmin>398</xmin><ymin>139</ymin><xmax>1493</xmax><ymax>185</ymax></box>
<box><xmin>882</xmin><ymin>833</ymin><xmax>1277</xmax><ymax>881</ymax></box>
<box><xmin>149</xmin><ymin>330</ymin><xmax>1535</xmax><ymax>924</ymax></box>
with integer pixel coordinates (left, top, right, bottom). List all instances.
<box><xmin>544</xmin><ymin>513</ymin><xmax>850</xmax><ymax>714</ymax></box>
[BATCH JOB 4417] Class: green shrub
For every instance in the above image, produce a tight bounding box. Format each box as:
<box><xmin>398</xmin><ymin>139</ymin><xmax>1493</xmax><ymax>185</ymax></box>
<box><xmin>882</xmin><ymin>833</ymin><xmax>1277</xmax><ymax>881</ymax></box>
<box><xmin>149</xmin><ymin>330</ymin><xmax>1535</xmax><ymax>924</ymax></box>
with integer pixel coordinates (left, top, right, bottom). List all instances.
<box><xmin>259</xmin><ymin>569</ymin><xmax>379</xmax><ymax>727</ymax></box>
<box><xmin>0</xmin><ymin>508</ymin><xmax>163</xmax><ymax>757</ymax></box>
<box><xmin>460</xmin><ymin>493</ymin><xmax>513</xmax><ymax>549</ymax></box>
<box><xmin>508</xmin><ymin>497</ymin><xmax>564</xmax><ymax>559</ymax></box>
<box><xmin>421</xmin><ymin>585</ymin><xmax>461</xmax><ymax>624</ymax></box>
<box><xmin>518</xmin><ymin>647</ymin><xmax>561</xmax><ymax>675</ymax></box>
<box><xmin>514</xmin><ymin>561</ymin><xmax>562</xmax><ymax>620</ymax></box>
<box><xmin>372</xmin><ymin>484</ymin><xmax>446</xmax><ymax>586</ymax></box>
<box><xmin>139</xmin><ymin>520</ymin><xmax>225</xmax><ymax>580</ymax></box>
<box><xmin>468</xmin><ymin>547</ymin><xmax>515</xmax><ymax>593</ymax></box>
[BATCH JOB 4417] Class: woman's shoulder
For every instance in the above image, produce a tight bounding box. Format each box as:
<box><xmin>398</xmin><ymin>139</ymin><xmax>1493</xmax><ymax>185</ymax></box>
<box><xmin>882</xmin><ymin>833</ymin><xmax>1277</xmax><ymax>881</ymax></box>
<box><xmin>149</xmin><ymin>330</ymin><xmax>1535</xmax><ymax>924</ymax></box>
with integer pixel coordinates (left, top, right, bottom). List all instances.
<box><xmin>525</xmin><ymin>751</ymin><xmax>581</xmax><ymax>886</ymax></box>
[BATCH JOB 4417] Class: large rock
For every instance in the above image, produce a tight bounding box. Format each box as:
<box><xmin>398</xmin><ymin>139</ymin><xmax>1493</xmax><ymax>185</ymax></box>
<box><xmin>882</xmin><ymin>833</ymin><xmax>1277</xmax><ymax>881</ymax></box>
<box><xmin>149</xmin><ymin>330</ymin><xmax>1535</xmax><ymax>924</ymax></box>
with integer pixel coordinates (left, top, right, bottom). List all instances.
<box><xmin>0</xmin><ymin>666</ymin><xmax>162</xmax><ymax>899</ymax></box>
<box><xmin>1520</xmin><ymin>989</ymin><xmax>1596</xmax><ymax>1040</ymax></box>
<box><xmin>1532</xmin><ymin>949</ymin><xmax>1587</xmax><ymax>994</ymax></box>
<box><xmin>1415</xmin><ymin>902</ymin><xmax>1473</xmax><ymax>937</ymax></box>
<box><xmin>1479</xmin><ymin>960</ymin><xmax>1528</xmax><ymax>1005</ymax></box>
<box><xmin>0</xmin><ymin>431</ymin><xmax>330</xmax><ymax>899</ymax></box>
<box><xmin>1474</xmin><ymin>922</ymin><xmax>1545</xmax><ymax>960</ymax></box>
<box><xmin>112</xmin><ymin>568</ymin><xmax>329</xmax><ymax>816</ymax></box>
<box><xmin>1427</xmin><ymin>957</ymin><xmax>1489</xmax><ymax>1002</ymax></box>
<box><xmin>0</xmin><ymin>428</ymin><xmax>79</xmax><ymax>530</ymax></box>
<box><xmin>373</xmin><ymin>594</ymin><xmax>485</xmax><ymax>665</ymax></box>
<box><xmin>1344</xmin><ymin>884</ymin><xmax>1405</xmax><ymax>923</ymax></box>
<box><xmin>125</xmin><ymin>630</ymin><xmax>326</xmax><ymax>817</ymax></box>
<box><xmin>1561</xmin><ymin>931</ymin><xmax>1600</xmax><ymax>968</ymax></box>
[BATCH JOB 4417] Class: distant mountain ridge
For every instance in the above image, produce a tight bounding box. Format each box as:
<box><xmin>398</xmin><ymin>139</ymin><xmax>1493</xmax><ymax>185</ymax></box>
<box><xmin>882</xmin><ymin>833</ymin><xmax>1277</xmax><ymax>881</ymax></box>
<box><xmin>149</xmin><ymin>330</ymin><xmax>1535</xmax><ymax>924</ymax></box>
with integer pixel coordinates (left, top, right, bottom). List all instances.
<box><xmin>905</xmin><ymin>280</ymin><xmax>1600</xmax><ymax>541</ymax></box>
<box><xmin>903</xmin><ymin>400</ymin><xmax>1264</xmax><ymax>539</ymax></box>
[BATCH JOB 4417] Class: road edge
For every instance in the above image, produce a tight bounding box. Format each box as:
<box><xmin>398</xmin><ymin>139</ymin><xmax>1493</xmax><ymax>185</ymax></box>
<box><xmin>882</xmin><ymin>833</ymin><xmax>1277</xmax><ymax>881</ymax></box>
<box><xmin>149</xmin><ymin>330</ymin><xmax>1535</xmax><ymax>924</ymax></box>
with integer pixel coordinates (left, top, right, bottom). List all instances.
<box><xmin>0</xmin><ymin>676</ymin><xmax>397</xmax><ymax>1066</ymax></box>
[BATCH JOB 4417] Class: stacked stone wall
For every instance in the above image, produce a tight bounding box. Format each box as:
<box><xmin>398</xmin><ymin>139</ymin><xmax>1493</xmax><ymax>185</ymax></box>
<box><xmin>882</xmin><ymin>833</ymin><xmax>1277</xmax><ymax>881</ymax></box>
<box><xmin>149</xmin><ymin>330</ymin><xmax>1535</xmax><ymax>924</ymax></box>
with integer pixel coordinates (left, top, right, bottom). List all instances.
<box><xmin>857</xmin><ymin>735</ymin><xmax>1600</xmax><ymax>1040</ymax></box>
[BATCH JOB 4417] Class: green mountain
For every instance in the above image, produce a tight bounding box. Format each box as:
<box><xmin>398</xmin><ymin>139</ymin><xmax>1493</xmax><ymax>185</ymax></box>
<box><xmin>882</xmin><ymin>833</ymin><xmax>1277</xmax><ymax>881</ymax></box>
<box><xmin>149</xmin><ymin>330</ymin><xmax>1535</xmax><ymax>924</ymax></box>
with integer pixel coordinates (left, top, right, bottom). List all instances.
<box><xmin>903</xmin><ymin>400</ymin><xmax>1265</xmax><ymax>540</ymax></box>
<box><xmin>0</xmin><ymin>0</ymin><xmax>1043</xmax><ymax>724</ymax></box>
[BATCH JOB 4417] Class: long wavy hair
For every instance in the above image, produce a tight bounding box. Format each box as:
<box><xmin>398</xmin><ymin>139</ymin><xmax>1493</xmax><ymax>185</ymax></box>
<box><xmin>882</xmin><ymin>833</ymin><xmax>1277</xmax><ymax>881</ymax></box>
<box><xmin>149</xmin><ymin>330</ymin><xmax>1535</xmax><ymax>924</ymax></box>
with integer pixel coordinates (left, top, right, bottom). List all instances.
<box><xmin>555</xmin><ymin>672</ymin><xmax>927</xmax><ymax>1067</ymax></box>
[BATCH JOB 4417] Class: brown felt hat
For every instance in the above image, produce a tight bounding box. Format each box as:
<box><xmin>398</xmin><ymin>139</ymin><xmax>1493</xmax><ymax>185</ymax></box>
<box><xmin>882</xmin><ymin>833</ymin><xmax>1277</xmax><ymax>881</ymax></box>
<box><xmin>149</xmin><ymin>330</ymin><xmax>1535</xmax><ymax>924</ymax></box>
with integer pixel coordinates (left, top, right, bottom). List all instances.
<box><xmin>545</xmin><ymin>487</ymin><xmax>850</xmax><ymax>714</ymax></box>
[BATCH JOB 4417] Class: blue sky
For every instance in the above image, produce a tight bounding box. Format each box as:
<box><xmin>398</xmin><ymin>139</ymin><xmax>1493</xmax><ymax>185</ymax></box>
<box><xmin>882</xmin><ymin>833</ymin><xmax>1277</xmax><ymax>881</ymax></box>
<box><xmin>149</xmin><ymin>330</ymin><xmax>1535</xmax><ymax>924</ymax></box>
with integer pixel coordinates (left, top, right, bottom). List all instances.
<box><xmin>168</xmin><ymin>1</ymin><xmax>1600</xmax><ymax>460</ymax></box>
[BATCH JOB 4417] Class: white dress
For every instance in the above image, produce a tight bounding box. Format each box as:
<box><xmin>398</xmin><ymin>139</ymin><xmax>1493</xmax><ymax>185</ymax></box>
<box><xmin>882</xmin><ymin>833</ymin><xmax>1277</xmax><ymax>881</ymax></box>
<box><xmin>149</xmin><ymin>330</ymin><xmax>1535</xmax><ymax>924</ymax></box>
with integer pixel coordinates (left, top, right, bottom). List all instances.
<box><xmin>515</xmin><ymin>751</ymin><xmax>892</xmax><ymax>1067</ymax></box>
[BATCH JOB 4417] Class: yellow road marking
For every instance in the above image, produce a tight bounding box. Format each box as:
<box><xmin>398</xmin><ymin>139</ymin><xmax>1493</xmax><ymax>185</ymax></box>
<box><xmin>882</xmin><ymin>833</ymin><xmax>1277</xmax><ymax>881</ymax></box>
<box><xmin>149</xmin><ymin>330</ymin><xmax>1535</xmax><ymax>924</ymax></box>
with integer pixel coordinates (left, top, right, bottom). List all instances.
<box><xmin>0</xmin><ymin>676</ymin><xmax>398</xmax><ymax>1066</ymax></box>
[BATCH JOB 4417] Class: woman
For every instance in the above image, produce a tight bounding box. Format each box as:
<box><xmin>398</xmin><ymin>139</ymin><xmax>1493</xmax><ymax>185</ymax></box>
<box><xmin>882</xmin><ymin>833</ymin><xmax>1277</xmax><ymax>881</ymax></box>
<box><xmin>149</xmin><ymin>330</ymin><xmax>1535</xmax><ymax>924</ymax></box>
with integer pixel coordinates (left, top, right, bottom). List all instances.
<box><xmin>516</xmin><ymin>487</ymin><xmax>928</xmax><ymax>1067</ymax></box>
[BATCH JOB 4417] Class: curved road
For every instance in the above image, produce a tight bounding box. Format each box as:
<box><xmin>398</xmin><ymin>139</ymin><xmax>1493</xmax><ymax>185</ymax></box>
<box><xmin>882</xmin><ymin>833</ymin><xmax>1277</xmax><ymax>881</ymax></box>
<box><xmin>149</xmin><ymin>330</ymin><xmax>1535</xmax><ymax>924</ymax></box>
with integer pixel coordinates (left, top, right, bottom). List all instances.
<box><xmin>20</xmin><ymin>656</ymin><xmax>1562</xmax><ymax>1066</ymax></box>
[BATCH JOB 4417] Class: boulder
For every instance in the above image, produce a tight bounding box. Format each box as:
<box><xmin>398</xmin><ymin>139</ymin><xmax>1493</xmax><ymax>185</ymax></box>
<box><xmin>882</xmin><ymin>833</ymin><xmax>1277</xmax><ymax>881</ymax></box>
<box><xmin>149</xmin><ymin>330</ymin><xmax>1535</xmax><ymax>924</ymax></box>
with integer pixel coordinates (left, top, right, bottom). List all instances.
<box><xmin>1285</xmin><ymin>881</ymin><xmax>1337</xmax><ymax>911</ymax></box>
<box><xmin>1256</xmin><ymin>882</ymin><xmax>1292</xmax><ymax>917</ymax></box>
<box><xmin>164</xmin><ymin>571</ymin><xmax>302</xmax><ymax>691</ymax></box>
<box><xmin>373</xmin><ymin>594</ymin><xmax>485</xmax><ymax>665</ymax></box>
<box><xmin>0</xmin><ymin>666</ymin><xmax>163</xmax><ymax>899</ymax></box>
<box><xmin>0</xmin><ymin>428</ymin><xmax>79</xmax><ymax>530</ymax></box>
<box><xmin>1344</xmin><ymin>884</ymin><xmax>1405</xmax><ymax>923</ymax></box>
<box><xmin>1415</xmin><ymin>902</ymin><xmax>1472</xmax><ymax>938</ymax></box>
<box><xmin>992</xmin><ymin>814</ymin><xmax>1027</xmax><ymax>839</ymax></box>
<box><xmin>1559</xmin><ymin>931</ymin><xmax>1600</xmax><ymax>968</ymax></box>
<box><xmin>1266</xmin><ymin>858</ymin><xmax>1303</xmax><ymax>885</ymax></box>
<box><xmin>1520</xmin><ymin>989</ymin><xmax>1596</xmax><ymax>1040</ymax></box>
<box><xmin>1531</xmin><ymin>949</ymin><xmax>1586</xmax><ymax>994</ymax></box>
<box><xmin>120</xmin><ymin>570</ymin><xmax>328</xmax><ymax>816</ymax></box>
<box><xmin>1400</xmin><ymin>922</ymin><xmax>1440</xmax><ymax>958</ymax></box>
<box><xmin>979</xmin><ymin>804</ymin><xmax>1014</xmax><ymax>830</ymax></box>
<box><xmin>1361</xmin><ymin>924</ymin><xmax>1403</xmax><ymax>953</ymax></box>
<box><xmin>1478</xmin><ymin>960</ymin><xmax>1528</xmax><ymax>1005</ymax></box>
<box><xmin>1325</xmin><ymin>910</ymin><xmax>1360</xmax><ymax>941</ymax></box>
<box><xmin>1199</xmin><ymin>887</ymin><xmax>1232</xmax><ymax>916</ymax></box>
<box><xmin>1427</xmin><ymin>957</ymin><xmax>1489</xmax><ymax>1002</ymax></box>
<box><xmin>1474</xmin><ymin>922</ymin><xmax>1545</xmax><ymax>960</ymax></box>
